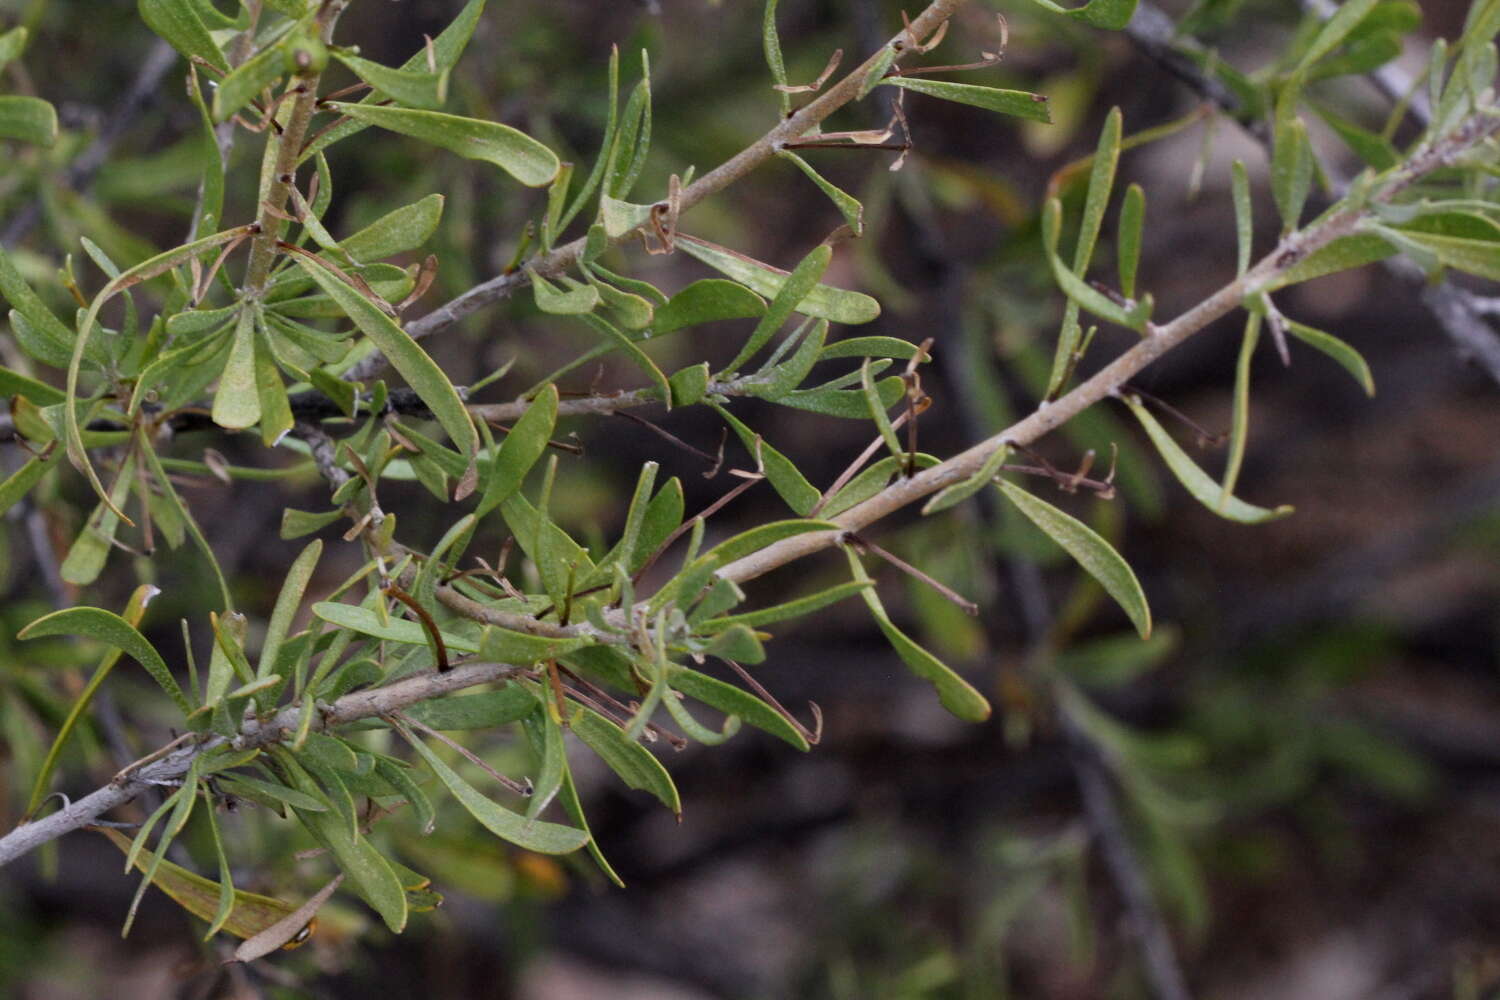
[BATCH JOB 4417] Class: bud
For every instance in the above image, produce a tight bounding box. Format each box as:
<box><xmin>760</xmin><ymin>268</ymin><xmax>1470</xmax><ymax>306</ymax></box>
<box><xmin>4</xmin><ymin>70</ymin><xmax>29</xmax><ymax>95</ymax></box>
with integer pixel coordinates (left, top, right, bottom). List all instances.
<box><xmin>285</xmin><ymin>34</ymin><xmax>328</xmax><ymax>77</ymax></box>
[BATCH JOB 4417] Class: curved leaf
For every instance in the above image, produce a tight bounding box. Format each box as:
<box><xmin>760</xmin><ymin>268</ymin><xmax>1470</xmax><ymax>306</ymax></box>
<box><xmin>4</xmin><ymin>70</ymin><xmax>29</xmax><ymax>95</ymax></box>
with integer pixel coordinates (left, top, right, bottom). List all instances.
<box><xmin>996</xmin><ymin>480</ymin><xmax>1152</xmax><ymax>640</ymax></box>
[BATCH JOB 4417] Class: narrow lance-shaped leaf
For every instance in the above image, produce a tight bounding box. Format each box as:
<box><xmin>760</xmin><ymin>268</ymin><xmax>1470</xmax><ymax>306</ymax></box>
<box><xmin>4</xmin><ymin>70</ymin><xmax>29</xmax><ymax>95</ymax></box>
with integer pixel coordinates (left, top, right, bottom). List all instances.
<box><xmin>20</xmin><ymin>605</ymin><xmax>191</xmax><ymax>716</ymax></box>
<box><xmin>1122</xmin><ymin>394</ymin><xmax>1294</xmax><ymax>524</ymax></box>
<box><xmin>778</xmin><ymin>150</ymin><xmax>863</xmax><ymax>234</ymax></box>
<box><xmin>1271</xmin><ymin>116</ymin><xmax>1313</xmax><ymax>234</ymax></box>
<box><xmin>842</xmin><ymin>546</ymin><xmax>992</xmax><ymax>723</ymax></box>
<box><xmin>253</xmin><ymin>314</ymin><xmax>294</xmax><ymax>446</ymax></box>
<box><xmin>722</xmin><ymin>243</ymin><xmax>831</xmax><ymax>375</ymax></box>
<box><xmin>667</xmin><ymin>665</ymin><xmax>811</xmax><ymax>750</ymax></box>
<box><xmin>257</xmin><ymin>540</ymin><xmax>322</xmax><ymax>680</ymax></box>
<box><xmin>477</xmin><ymin>383</ymin><xmax>557</xmax><ymax>518</ymax></box>
<box><xmin>677</xmin><ymin>235</ymin><xmax>879</xmax><ymax>325</ymax></box>
<box><xmin>325</xmin><ymin>103</ymin><xmax>559</xmax><ymax>187</ymax></box>
<box><xmin>341</xmin><ymin>193</ymin><xmax>445</xmax><ymax>262</ymax></box>
<box><xmin>862</xmin><ymin>358</ymin><xmax>904</xmax><ymax>464</ymax></box>
<box><xmin>710</xmin><ymin>402</ymin><xmax>820</xmax><ymax>515</ymax></box>
<box><xmin>880</xmin><ymin>77</ymin><xmax>1052</xmax><ymax>123</ymax></box>
<box><xmin>922</xmin><ymin>442</ymin><xmax>1010</xmax><ymax>515</ymax></box>
<box><xmin>1118</xmin><ymin>182</ymin><xmax>1145</xmax><ymax>298</ymax></box>
<box><xmin>212</xmin><ymin>34</ymin><xmax>291</xmax><ymax>122</ymax></box>
<box><xmin>1041</xmin><ymin>199</ymin><xmax>1152</xmax><ymax>332</ymax></box>
<box><xmin>333</xmin><ymin>51</ymin><xmax>450</xmax><ymax>110</ymax></box>
<box><xmin>1219</xmin><ymin>311</ymin><xmax>1260</xmax><ymax>511</ymax></box>
<box><xmin>996</xmin><ymin>480</ymin><xmax>1152</xmax><ymax>640</ymax></box>
<box><xmin>1047</xmin><ymin>107</ymin><xmax>1122</xmax><ymax>397</ymax></box>
<box><xmin>763</xmin><ymin>0</ymin><xmax>791</xmax><ymax>116</ymax></box>
<box><xmin>212</xmin><ymin>306</ymin><xmax>259</xmax><ymax>430</ymax></box>
<box><xmin>293</xmin><ymin>256</ymin><xmax>478</xmax><ymax>464</ymax></box>
<box><xmin>58</xmin><ymin>462</ymin><xmax>133</xmax><ymax>587</ymax></box>
<box><xmin>573</xmin><ymin>707</ymin><xmax>681</xmax><ymax>814</ymax></box>
<box><xmin>397</xmin><ymin>724</ymin><xmax>591</xmax><ymax>854</ymax></box>
<box><xmin>1229</xmin><ymin>159</ymin><xmax>1254</xmax><ymax>275</ymax></box>
<box><xmin>139</xmin><ymin>0</ymin><xmax>229</xmax><ymax>71</ymax></box>
<box><xmin>1283</xmin><ymin>316</ymin><xmax>1375</xmax><ymax>396</ymax></box>
<box><xmin>0</xmin><ymin>445</ymin><xmax>65</xmax><ymax>519</ymax></box>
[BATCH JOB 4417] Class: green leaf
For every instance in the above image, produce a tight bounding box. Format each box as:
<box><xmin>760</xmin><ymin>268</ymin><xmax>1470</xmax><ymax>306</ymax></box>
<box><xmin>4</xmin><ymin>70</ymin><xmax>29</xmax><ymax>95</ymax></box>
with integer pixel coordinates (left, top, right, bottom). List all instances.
<box><xmin>403</xmin><ymin>687</ymin><xmax>536</xmax><ymax>730</ymax></box>
<box><xmin>280</xmin><ymin>507</ymin><xmax>343</xmax><ymax>540</ymax></box>
<box><xmin>478</xmin><ymin>623</ymin><xmax>594</xmax><ymax>666</ymax></box>
<box><xmin>1268</xmin><ymin>233</ymin><xmax>1395</xmax><ymax>288</ymax></box>
<box><xmin>530</xmin><ymin>271</ymin><xmax>600</xmax><ymax>314</ymax></box>
<box><xmin>573</xmin><ymin>708</ymin><xmax>680</xmax><ymax>814</ymax></box>
<box><xmin>139</xmin><ymin>0</ymin><xmax>228</xmax><ymax>71</ymax></box>
<box><xmin>212</xmin><ymin>306</ymin><xmax>259</xmax><ymax>430</ymax></box>
<box><xmin>722</xmin><ymin>244</ymin><xmax>831</xmax><ymax>375</ymax></box>
<box><xmin>1040</xmin><ymin>198</ymin><xmax>1152</xmax><ymax>333</ymax></box>
<box><xmin>922</xmin><ymin>442</ymin><xmax>1010</xmax><ymax>515</ymax></box>
<box><xmin>778</xmin><ymin>150</ymin><xmax>863</xmax><ymax>234</ymax></box>
<box><xmin>293</xmin><ymin>256</ymin><xmax>477</xmax><ymax>462</ymax></box>
<box><xmin>314</xmin><ymin>601</ymin><xmax>474</xmax><ymax>650</ymax></box>
<box><xmin>299</xmin><ymin>0</ymin><xmax>488</xmax><ymax>162</ymax></box>
<box><xmin>651</xmin><ymin>279</ymin><xmax>766</xmax><ymax>335</ymax></box>
<box><xmin>0</xmin><ymin>248</ymin><xmax>78</xmax><ymax>358</ymax></box>
<box><xmin>325</xmin><ymin>103</ymin><xmax>559</xmax><ymax>187</ymax></box>
<box><xmin>1283</xmin><ymin>316</ymin><xmax>1375</xmax><ymax>396</ymax></box>
<box><xmin>818</xmin><ymin>337</ymin><xmax>924</xmax><ymax>361</ymax></box>
<box><xmin>1231</xmin><ymin>161</ymin><xmax>1252</xmax><ymax>277</ymax></box>
<box><xmin>763</xmin><ymin>0</ymin><xmax>791</xmax><ymax>116</ymax></box>
<box><xmin>779</xmin><ymin>376</ymin><xmax>905</xmax><ymax>418</ymax></box>
<box><xmin>861</xmin><ymin>358</ymin><xmax>905</xmax><ymax>463</ymax></box>
<box><xmin>747</xmin><ymin>318</ymin><xmax>827</xmax><ymax>400</ymax></box>
<box><xmin>996</xmin><ymin>480</ymin><xmax>1152</xmax><ymax>640</ymax></box>
<box><xmin>1118</xmin><ymin>182</ymin><xmax>1145</xmax><ymax>298</ymax></box>
<box><xmin>1271</xmin><ymin>116</ymin><xmax>1313</xmax><ymax>233</ymax></box>
<box><xmin>842</xmin><ymin>547</ymin><xmax>992</xmax><ymax>723</ymax></box>
<box><xmin>711</xmin><ymin>403</ymin><xmax>820</xmax><ymax>515</ymax></box>
<box><xmin>20</xmin><ymin>606</ymin><xmax>191</xmax><ymax>716</ymax></box>
<box><xmin>677</xmin><ymin>236</ymin><xmax>879</xmax><ymax>325</ymax></box>
<box><xmin>666</xmin><ymin>666</ymin><xmax>810</xmax><ymax>750</ymax></box>
<box><xmin>59</xmin><ymin>466</ymin><xmax>133</xmax><ymax>587</ymax></box>
<box><xmin>1023</xmin><ymin>0</ymin><xmax>1140</xmax><ymax>29</ymax></box>
<box><xmin>0</xmin><ymin>365</ymin><xmax>63</xmax><ymax>406</ymax></box>
<box><xmin>0</xmin><ymin>445</ymin><xmax>64</xmax><ymax>518</ymax></box>
<box><xmin>1383</xmin><ymin>226</ymin><xmax>1500</xmax><ymax>282</ymax></box>
<box><xmin>1122</xmin><ymin>394</ymin><xmax>1294</xmax><ymax>524</ymax></box>
<box><xmin>558</xmin><ymin>768</ymin><xmax>625</xmax><ymax>887</ymax></box>
<box><xmin>217</xmin><ymin>774</ymin><xmax>329</xmax><ymax>813</ymax></box>
<box><xmin>400</xmin><ymin>728</ymin><xmax>590</xmax><ymax>854</ymax></box>
<box><xmin>1220</xmin><ymin>311</ymin><xmax>1260</xmax><ymax>512</ymax></box>
<box><xmin>703</xmin><ymin>580</ymin><xmax>872</xmax><ymax>629</ymax></box>
<box><xmin>477</xmin><ymin>383</ymin><xmax>557</xmax><ymax>518</ymax></box>
<box><xmin>880</xmin><ymin>77</ymin><xmax>1052</xmax><ymax>123</ymax></box>
<box><xmin>212</xmin><ymin>35</ymin><xmax>289</xmax><ymax>122</ymax></box>
<box><xmin>252</xmin><ymin>317</ymin><xmax>293</xmax><ymax>446</ymax></box>
<box><xmin>0</xmin><ymin>96</ymin><xmax>57</xmax><ymax>146</ymax></box>
<box><xmin>341</xmin><ymin>194</ymin><xmax>444</xmax><ymax>262</ymax></box>
<box><xmin>333</xmin><ymin>52</ymin><xmax>450</xmax><ymax>110</ymax></box>
<box><xmin>668</xmin><ymin>363</ymin><xmax>710</xmax><ymax>406</ymax></box>
<box><xmin>0</xmin><ymin>26</ymin><xmax>28</xmax><ymax>74</ymax></box>
<box><xmin>522</xmin><ymin>708</ymin><xmax>566</xmax><ymax>819</ymax></box>
<box><xmin>257</xmin><ymin>540</ymin><xmax>321</xmax><ymax>681</ymax></box>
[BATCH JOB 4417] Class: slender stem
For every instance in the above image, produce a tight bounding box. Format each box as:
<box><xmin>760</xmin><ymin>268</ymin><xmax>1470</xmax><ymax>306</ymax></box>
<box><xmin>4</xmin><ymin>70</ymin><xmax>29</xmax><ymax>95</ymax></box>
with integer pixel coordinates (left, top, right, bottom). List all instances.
<box><xmin>241</xmin><ymin>2</ymin><xmax>343</xmax><ymax>293</ymax></box>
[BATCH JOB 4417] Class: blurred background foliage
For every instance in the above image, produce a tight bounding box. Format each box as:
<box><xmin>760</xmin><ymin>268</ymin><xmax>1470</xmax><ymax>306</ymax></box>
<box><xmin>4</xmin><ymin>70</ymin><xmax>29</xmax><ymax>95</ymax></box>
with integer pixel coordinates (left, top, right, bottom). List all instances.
<box><xmin>2</xmin><ymin>0</ymin><xmax>1500</xmax><ymax>997</ymax></box>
